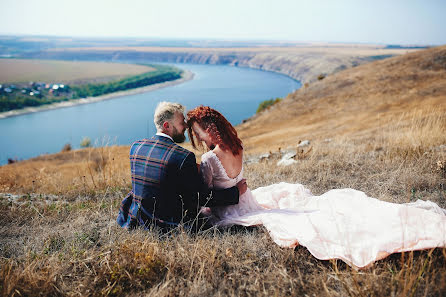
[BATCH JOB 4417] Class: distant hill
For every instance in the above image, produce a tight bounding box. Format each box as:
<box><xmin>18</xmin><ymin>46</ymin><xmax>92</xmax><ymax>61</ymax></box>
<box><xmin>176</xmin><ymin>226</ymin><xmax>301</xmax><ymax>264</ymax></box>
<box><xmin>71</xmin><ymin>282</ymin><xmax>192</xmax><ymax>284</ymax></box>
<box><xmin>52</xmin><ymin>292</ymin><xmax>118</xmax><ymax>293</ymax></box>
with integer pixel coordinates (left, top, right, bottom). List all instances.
<box><xmin>238</xmin><ymin>45</ymin><xmax>446</xmax><ymax>153</ymax></box>
<box><xmin>19</xmin><ymin>44</ymin><xmax>418</xmax><ymax>83</ymax></box>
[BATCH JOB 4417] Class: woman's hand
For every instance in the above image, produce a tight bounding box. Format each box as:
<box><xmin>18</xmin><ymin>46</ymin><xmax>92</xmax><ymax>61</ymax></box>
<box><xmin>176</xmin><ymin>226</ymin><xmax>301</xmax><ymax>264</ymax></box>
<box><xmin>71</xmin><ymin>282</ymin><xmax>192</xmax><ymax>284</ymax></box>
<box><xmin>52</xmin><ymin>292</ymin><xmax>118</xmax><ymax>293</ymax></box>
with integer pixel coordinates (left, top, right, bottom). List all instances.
<box><xmin>236</xmin><ymin>178</ymin><xmax>248</xmax><ymax>195</ymax></box>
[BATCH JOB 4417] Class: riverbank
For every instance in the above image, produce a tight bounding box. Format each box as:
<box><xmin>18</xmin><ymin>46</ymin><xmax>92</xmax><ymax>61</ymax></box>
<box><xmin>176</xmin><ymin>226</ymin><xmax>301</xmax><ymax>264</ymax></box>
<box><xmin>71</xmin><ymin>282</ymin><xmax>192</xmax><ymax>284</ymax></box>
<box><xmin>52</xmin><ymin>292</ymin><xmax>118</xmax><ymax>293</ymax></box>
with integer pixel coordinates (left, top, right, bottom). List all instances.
<box><xmin>0</xmin><ymin>70</ymin><xmax>194</xmax><ymax>119</ymax></box>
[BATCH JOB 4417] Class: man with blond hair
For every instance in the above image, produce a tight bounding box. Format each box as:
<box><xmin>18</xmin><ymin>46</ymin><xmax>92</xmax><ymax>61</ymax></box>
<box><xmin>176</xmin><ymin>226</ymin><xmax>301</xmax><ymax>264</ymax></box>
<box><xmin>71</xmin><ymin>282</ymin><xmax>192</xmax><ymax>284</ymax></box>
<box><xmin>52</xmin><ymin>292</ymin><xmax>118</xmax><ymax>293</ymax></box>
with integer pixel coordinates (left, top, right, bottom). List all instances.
<box><xmin>117</xmin><ymin>101</ymin><xmax>245</xmax><ymax>231</ymax></box>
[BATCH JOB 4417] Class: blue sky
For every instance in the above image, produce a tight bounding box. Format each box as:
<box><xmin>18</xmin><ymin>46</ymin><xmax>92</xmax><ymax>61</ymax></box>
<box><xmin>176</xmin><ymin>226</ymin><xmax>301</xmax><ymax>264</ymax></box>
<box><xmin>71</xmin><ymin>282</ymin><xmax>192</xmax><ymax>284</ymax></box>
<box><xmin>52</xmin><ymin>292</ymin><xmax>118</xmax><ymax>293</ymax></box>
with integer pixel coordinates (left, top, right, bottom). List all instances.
<box><xmin>1</xmin><ymin>0</ymin><xmax>445</xmax><ymax>45</ymax></box>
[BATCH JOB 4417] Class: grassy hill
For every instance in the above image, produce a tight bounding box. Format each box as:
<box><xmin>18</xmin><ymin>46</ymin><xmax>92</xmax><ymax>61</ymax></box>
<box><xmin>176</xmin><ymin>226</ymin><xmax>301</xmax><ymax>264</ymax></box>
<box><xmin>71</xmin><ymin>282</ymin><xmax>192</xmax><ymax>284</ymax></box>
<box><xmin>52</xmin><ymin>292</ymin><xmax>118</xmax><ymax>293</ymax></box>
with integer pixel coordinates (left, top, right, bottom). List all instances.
<box><xmin>239</xmin><ymin>45</ymin><xmax>446</xmax><ymax>153</ymax></box>
<box><xmin>1</xmin><ymin>47</ymin><xmax>445</xmax><ymax>296</ymax></box>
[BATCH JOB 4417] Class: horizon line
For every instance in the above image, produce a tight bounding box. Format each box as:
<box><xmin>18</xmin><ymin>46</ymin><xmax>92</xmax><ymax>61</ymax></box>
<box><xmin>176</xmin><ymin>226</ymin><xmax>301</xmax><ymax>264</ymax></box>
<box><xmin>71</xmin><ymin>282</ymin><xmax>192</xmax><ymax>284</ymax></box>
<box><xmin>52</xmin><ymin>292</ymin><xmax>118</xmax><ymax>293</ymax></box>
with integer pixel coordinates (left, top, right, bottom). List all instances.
<box><xmin>0</xmin><ymin>33</ymin><xmax>439</xmax><ymax>47</ymax></box>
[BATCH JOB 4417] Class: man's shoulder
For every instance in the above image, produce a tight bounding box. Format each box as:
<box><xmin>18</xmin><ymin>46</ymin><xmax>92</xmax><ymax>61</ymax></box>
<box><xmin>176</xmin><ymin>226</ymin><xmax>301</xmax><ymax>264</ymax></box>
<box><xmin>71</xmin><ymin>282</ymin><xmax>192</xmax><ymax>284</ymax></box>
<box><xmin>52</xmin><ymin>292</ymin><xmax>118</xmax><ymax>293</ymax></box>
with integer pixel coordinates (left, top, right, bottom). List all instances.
<box><xmin>152</xmin><ymin>136</ymin><xmax>192</xmax><ymax>156</ymax></box>
<box><xmin>171</xmin><ymin>142</ymin><xmax>192</xmax><ymax>155</ymax></box>
<box><xmin>130</xmin><ymin>136</ymin><xmax>193</xmax><ymax>159</ymax></box>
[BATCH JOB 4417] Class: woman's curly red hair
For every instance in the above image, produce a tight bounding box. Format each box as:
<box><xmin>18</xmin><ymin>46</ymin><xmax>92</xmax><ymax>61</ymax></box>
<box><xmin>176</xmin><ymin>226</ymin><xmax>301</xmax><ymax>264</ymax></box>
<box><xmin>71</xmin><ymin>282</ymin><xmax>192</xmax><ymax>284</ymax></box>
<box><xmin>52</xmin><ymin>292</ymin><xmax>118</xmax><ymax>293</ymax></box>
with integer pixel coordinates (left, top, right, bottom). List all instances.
<box><xmin>187</xmin><ymin>106</ymin><xmax>243</xmax><ymax>155</ymax></box>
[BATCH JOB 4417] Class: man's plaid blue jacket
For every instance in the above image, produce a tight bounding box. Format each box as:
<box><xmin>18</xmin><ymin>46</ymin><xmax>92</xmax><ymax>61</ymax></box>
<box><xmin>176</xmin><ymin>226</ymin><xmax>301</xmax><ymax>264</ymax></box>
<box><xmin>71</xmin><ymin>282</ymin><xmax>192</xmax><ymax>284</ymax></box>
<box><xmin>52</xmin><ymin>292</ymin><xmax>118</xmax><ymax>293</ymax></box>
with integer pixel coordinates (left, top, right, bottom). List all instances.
<box><xmin>117</xmin><ymin>134</ymin><xmax>239</xmax><ymax>229</ymax></box>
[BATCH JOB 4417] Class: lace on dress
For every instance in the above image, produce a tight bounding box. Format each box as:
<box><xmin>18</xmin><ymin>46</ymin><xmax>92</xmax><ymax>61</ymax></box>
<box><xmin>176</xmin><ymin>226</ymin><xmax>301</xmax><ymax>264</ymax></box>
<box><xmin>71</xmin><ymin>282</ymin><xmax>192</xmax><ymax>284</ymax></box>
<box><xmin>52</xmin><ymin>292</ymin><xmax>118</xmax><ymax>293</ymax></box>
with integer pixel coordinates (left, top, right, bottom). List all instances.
<box><xmin>200</xmin><ymin>151</ymin><xmax>263</xmax><ymax>219</ymax></box>
<box><xmin>201</xmin><ymin>150</ymin><xmax>243</xmax><ymax>190</ymax></box>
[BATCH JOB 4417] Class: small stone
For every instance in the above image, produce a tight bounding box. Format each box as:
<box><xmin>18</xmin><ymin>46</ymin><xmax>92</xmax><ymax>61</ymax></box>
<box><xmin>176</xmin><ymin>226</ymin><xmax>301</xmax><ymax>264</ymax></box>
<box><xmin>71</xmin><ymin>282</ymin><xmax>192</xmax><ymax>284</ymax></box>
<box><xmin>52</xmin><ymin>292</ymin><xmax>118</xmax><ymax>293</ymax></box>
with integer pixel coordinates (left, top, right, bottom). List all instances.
<box><xmin>259</xmin><ymin>153</ymin><xmax>270</xmax><ymax>160</ymax></box>
<box><xmin>298</xmin><ymin>140</ymin><xmax>310</xmax><ymax>147</ymax></box>
<box><xmin>244</xmin><ymin>158</ymin><xmax>259</xmax><ymax>164</ymax></box>
<box><xmin>277</xmin><ymin>152</ymin><xmax>297</xmax><ymax>166</ymax></box>
<box><xmin>277</xmin><ymin>158</ymin><xmax>298</xmax><ymax>166</ymax></box>
<box><xmin>282</xmin><ymin>152</ymin><xmax>296</xmax><ymax>159</ymax></box>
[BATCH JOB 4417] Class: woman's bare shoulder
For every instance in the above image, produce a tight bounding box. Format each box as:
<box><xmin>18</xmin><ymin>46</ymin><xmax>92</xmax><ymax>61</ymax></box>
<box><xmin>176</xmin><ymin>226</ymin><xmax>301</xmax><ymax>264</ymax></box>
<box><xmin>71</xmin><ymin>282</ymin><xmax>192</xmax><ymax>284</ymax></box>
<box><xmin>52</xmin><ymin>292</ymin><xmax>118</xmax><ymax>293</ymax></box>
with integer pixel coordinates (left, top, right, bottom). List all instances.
<box><xmin>213</xmin><ymin>147</ymin><xmax>243</xmax><ymax>178</ymax></box>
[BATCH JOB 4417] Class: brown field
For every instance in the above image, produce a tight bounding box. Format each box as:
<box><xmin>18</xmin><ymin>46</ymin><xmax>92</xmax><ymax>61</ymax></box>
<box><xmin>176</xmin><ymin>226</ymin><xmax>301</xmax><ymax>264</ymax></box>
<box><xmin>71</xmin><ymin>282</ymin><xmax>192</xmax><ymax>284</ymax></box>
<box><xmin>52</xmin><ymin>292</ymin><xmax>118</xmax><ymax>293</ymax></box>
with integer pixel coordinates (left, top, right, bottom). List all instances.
<box><xmin>0</xmin><ymin>46</ymin><xmax>445</xmax><ymax>296</ymax></box>
<box><xmin>0</xmin><ymin>59</ymin><xmax>155</xmax><ymax>84</ymax></box>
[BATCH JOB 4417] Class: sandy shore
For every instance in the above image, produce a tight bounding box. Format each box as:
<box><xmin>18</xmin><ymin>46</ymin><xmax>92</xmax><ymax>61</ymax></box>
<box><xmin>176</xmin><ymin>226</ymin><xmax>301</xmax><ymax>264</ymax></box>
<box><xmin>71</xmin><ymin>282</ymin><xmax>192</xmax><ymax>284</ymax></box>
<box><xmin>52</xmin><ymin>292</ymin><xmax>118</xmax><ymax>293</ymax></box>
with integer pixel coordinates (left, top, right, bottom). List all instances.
<box><xmin>0</xmin><ymin>70</ymin><xmax>194</xmax><ymax>119</ymax></box>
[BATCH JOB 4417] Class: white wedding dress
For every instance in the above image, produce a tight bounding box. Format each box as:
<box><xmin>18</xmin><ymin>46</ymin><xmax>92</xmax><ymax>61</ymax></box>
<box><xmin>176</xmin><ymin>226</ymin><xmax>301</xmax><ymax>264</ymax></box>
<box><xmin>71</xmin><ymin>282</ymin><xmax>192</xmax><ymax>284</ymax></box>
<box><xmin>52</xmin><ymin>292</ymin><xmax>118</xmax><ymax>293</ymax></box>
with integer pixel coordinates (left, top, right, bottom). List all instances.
<box><xmin>200</xmin><ymin>151</ymin><xmax>446</xmax><ymax>268</ymax></box>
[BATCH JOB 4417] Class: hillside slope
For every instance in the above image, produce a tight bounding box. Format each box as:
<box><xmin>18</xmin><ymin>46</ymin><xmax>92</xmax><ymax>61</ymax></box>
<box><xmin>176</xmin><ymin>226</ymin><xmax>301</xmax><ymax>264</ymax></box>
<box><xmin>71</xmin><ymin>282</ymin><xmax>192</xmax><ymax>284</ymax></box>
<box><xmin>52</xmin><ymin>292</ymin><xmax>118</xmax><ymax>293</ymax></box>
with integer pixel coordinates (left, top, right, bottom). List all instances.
<box><xmin>239</xmin><ymin>45</ymin><xmax>446</xmax><ymax>153</ymax></box>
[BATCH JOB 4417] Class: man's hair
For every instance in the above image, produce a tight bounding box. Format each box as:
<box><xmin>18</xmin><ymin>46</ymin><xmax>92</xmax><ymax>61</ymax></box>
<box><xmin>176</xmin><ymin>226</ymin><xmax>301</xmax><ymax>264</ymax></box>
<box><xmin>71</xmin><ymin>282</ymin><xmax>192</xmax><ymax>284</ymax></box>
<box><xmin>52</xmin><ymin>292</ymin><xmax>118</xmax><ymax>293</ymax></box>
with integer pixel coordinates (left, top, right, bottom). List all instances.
<box><xmin>154</xmin><ymin>101</ymin><xmax>185</xmax><ymax>130</ymax></box>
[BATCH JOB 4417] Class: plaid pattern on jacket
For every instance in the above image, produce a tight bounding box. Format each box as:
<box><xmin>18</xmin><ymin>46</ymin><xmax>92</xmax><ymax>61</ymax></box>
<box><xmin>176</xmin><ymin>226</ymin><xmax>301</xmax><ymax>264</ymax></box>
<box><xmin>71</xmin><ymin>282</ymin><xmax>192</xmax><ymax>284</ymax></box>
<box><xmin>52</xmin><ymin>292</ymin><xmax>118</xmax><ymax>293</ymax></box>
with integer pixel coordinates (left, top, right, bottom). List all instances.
<box><xmin>117</xmin><ymin>135</ymin><xmax>239</xmax><ymax>229</ymax></box>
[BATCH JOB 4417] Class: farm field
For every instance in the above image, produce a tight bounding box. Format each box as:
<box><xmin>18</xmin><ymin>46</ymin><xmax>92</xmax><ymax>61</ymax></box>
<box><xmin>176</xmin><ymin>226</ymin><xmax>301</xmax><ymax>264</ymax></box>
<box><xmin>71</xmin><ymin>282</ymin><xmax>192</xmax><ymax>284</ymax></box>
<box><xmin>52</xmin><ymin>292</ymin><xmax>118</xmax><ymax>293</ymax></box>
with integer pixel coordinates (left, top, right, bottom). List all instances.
<box><xmin>0</xmin><ymin>59</ymin><xmax>154</xmax><ymax>84</ymax></box>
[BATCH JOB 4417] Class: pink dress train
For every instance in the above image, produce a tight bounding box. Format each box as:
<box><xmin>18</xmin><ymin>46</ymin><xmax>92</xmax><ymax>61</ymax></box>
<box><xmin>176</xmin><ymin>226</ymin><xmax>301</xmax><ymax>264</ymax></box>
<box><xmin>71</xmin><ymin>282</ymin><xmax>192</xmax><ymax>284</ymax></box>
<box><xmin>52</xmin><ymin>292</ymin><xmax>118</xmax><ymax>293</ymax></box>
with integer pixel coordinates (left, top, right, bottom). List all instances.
<box><xmin>200</xmin><ymin>151</ymin><xmax>446</xmax><ymax>268</ymax></box>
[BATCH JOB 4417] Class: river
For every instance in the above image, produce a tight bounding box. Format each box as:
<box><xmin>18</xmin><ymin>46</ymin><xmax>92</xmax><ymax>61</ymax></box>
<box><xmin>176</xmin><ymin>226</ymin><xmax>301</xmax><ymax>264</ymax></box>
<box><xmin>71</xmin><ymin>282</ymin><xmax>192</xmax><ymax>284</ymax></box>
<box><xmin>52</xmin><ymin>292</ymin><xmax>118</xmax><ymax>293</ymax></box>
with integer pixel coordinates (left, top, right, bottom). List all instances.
<box><xmin>0</xmin><ymin>63</ymin><xmax>300</xmax><ymax>165</ymax></box>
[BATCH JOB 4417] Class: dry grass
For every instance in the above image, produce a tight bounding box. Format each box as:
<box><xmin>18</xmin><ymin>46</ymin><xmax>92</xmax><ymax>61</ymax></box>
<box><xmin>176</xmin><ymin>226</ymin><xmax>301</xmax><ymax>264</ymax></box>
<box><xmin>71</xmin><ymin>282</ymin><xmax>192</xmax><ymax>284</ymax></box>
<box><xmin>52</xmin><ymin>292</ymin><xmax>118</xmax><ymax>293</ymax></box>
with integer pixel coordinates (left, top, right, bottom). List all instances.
<box><xmin>0</xmin><ymin>59</ymin><xmax>154</xmax><ymax>84</ymax></box>
<box><xmin>1</xmin><ymin>189</ymin><xmax>445</xmax><ymax>296</ymax></box>
<box><xmin>0</xmin><ymin>145</ymin><xmax>130</xmax><ymax>197</ymax></box>
<box><xmin>1</xmin><ymin>46</ymin><xmax>445</xmax><ymax>296</ymax></box>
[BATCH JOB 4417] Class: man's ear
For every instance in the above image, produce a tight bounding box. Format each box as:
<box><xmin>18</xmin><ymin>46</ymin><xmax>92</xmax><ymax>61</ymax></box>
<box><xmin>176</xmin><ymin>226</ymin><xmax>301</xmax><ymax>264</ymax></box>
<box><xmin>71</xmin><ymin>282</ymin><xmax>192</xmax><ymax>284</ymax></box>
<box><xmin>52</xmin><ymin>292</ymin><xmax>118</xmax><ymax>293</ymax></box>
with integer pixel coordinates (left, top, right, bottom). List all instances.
<box><xmin>162</xmin><ymin>121</ymin><xmax>170</xmax><ymax>131</ymax></box>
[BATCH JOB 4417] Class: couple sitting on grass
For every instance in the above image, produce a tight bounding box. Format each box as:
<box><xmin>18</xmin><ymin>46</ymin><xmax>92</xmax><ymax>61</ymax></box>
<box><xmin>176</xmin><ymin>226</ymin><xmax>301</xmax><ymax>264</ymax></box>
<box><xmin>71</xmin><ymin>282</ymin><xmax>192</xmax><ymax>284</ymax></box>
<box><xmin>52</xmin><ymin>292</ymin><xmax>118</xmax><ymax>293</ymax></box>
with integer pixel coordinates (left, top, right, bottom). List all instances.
<box><xmin>118</xmin><ymin>101</ymin><xmax>446</xmax><ymax>269</ymax></box>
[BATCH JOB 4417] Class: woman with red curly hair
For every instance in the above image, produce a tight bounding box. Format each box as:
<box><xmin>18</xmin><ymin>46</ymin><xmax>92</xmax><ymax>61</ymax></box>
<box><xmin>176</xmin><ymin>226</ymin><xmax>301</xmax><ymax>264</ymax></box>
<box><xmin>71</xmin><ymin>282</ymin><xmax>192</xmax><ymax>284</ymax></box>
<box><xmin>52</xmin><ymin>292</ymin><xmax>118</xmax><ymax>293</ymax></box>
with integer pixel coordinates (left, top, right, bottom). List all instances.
<box><xmin>187</xmin><ymin>105</ymin><xmax>243</xmax><ymax>155</ymax></box>
<box><xmin>187</xmin><ymin>106</ymin><xmax>263</xmax><ymax>220</ymax></box>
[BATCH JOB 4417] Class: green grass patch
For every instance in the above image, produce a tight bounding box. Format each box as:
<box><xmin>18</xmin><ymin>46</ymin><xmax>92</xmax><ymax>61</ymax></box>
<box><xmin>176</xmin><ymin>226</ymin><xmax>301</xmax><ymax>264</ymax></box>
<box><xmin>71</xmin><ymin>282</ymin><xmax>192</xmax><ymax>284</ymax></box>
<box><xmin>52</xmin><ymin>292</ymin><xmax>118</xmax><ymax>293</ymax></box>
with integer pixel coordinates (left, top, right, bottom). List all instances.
<box><xmin>256</xmin><ymin>97</ymin><xmax>282</xmax><ymax>113</ymax></box>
